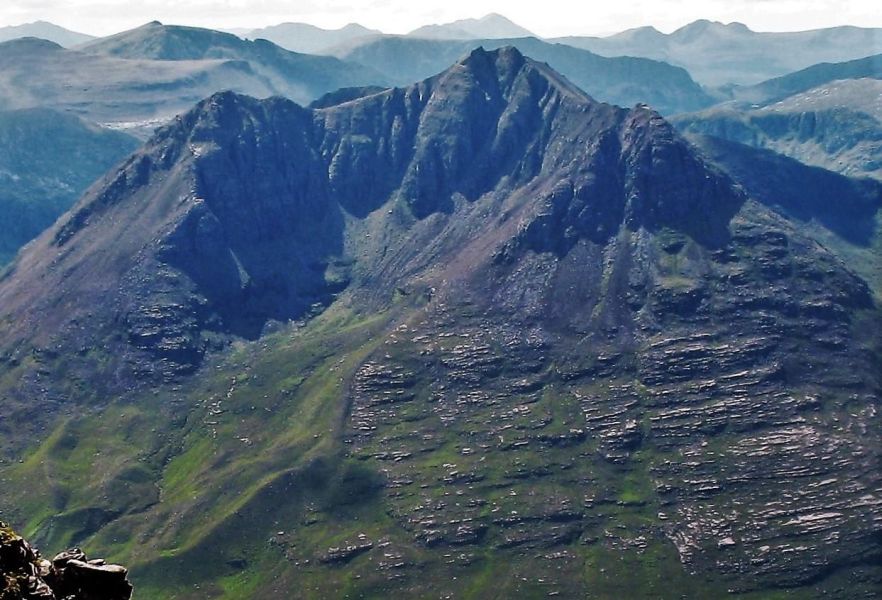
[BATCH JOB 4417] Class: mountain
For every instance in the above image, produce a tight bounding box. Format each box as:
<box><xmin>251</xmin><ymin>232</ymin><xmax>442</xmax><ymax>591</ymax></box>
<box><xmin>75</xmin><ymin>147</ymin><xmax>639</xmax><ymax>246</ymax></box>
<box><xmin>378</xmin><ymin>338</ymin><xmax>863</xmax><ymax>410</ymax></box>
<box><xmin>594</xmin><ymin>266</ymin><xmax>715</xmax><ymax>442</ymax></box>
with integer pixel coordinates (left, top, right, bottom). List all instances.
<box><xmin>408</xmin><ymin>13</ymin><xmax>535</xmax><ymax>39</ymax></box>
<box><xmin>556</xmin><ymin>20</ymin><xmax>882</xmax><ymax>87</ymax></box>
<box><xmin>245</xmin><ymin>22</ymin><xmax>381</xmax><ymax>54</ymax></box>
<box><xmin>674</xmin><ymin>102</ymin><xmax>882</xmax><ymax>182</ymax></box>
<box><xmin>733</xmin><ymin>53</ymin><xmax>882</xmax><ymax>104</ymax></box>
<box><xmin>0</xmin><ymin>27</ymin><xmax>386</xmax><ymax>137</ymax></box>
<box><xmin>0</xmin><ymin>37</ymin><xmax>275</xmax><ymax>137</ymax></box>
<box><xmin>0</xmin><ymin>47</ymin><xmax>878</xmax><ymax>599</ymax></box>
<box><xmin>0</xmin><ymin>107</ymin><xmax>139</xmax><ymax>266</ymax></box>
<box><xmin>767</xmin><ymin>77</ymin><xmax>882</xmax><ymax>121</ymax></box>
<box><xmin>0</xmin><ymin>20</ymin><xmax>94</xmax><ymax>46</ymax></box>
<box><xmin>674</xmin><ymin>65</ymin><xmax>882</xmax><ymax>181</ymax></box>
<box><xmin>77</xmin><ymin>21</ymin><xmax>387</xmax><ymax>91</ymax></box>
<box><xmin>334</xmin><ymin>36</ymin><xmax>714</xmax><ymax>114</ymax></box>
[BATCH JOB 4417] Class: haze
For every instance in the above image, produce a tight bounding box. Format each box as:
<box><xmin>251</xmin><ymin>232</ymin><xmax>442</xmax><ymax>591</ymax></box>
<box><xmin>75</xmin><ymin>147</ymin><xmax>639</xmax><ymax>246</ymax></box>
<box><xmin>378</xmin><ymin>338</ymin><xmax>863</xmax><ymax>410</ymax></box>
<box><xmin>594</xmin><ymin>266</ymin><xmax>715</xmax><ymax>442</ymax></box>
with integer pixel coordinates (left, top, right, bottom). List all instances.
<box><xmin>1</xmin><ymin>0</ymin><xmax>880</xmax><ymax>37</ymax></box>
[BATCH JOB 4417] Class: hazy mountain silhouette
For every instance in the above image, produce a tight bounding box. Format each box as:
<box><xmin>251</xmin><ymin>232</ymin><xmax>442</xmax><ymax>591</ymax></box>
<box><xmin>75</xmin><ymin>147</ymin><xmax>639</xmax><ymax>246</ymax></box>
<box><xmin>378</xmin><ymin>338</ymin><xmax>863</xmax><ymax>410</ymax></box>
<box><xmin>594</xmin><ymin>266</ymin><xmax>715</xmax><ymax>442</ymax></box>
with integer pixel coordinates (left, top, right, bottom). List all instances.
<box><xmin>408</xmin><ymin>13</ymin><xmax>535</xmax><ymax>40</ymax></box>
<box><xmin>244</xmin><ymin>22</ymin><xmax>381</xmax><ymax>54</ymax></box>
<box><xmin>0</xmin><ymin>20</ymin><xmax>94</xmax><ymax>46</ymax></box>
<box><xmin>0</xmin><ymin>107</ymin><xmax>138</xmax><ymax>265</ymax></box>
<box><xmin>0</xmin><ymin>26</ymin><xmax>386</xmax><ymax>137</ymax></box>
<box><xmin>556</xmin><ymin>20</ymin><xmax>882</xmax><ymax>86</ymax></box>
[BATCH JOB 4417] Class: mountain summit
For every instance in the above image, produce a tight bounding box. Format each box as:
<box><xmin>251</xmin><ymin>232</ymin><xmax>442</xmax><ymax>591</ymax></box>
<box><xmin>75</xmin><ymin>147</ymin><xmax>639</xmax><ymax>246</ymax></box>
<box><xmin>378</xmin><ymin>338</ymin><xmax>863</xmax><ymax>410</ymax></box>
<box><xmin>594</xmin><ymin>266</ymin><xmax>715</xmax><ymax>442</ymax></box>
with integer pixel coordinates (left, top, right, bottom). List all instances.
<box><xmin>408</xmin><ymin>13</ymin><xmax>536</xmax><ymax>39</ymax></box>
<box><xmin>0</xmin><ymin>47</ymin><xmax>878</xmax><ymax>598</ymax></box>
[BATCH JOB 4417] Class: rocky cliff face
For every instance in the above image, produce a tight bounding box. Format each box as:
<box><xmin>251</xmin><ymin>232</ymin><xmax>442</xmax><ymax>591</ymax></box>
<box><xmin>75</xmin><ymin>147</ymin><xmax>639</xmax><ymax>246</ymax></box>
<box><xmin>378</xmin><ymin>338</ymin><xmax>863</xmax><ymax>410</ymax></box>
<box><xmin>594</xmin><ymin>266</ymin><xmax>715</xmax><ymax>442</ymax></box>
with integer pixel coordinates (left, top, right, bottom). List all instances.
<box><xmin>0</xmin><ymin>47</ymin><xmax>878</xmax><ymax>598</ymax></box>
<box><xmin>0</xmin><ymin>522</ymin><xmax>132</xmax><ymax>600</ymax></box>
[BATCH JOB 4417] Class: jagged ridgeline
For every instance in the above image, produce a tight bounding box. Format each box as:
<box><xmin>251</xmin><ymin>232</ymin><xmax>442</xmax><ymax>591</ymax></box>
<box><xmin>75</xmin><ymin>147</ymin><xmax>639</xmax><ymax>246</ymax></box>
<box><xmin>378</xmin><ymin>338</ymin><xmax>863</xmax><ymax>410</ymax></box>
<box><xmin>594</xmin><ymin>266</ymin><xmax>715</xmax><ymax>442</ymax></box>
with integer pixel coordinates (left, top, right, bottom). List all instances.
<box><xmin>0</xmin><ymin>47</ymin><xmax>878</xmax><ymax>599</ymax></box>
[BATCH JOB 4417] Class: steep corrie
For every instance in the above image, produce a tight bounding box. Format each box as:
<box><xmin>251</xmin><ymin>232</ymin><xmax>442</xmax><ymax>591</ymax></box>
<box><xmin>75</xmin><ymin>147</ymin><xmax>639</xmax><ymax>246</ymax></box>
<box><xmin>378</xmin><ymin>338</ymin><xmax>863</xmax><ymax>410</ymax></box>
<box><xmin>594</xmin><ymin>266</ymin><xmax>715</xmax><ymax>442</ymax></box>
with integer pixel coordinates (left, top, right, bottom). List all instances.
<box><xmin>0</xmin><ymin>47</ymin><xmax>878</xmax><ymax>598</ymax></box>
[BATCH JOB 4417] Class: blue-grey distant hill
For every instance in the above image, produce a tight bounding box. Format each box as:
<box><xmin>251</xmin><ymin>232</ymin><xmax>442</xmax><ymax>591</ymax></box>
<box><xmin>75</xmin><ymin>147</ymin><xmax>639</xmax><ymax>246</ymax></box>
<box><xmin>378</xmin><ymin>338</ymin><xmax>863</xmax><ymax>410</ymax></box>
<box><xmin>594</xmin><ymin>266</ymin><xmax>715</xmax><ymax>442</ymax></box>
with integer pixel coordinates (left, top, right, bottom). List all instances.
<box><xmin>77</xmin><ymin>21</ymin><xmax>388</xmax><ymax>96</ymax></box>
<box><xmin>407</xmin><ymin>13</ymin><xmax>535</xmax><ymax>40</ymax></box>
<box><xmin>556</xmin><ymin>20</ymin><xmax>882</xmax><ymax>87</ymax></box>
<box><xmin>675</xmin><ymin>55</ymin><xmax>882</xmax><ymax>181</ymax></box>
<box><xmin>0</xmin><ymin>24</ymin><xmax>387</xmax><ymax>136</ymax></box>
<box><xmin>244</xmin><ymin>22</ymin><xmax>381</xmax><ymax>54</ymax></box>
<box><xmin>733</xmin><ymin>53</ymin><xmax>882</xmax><ymax>104</ymax></box>
<box><xmin>0</xmin><ymin>20</ymin><xmax>94</xmax><ymax>46</ymax></box>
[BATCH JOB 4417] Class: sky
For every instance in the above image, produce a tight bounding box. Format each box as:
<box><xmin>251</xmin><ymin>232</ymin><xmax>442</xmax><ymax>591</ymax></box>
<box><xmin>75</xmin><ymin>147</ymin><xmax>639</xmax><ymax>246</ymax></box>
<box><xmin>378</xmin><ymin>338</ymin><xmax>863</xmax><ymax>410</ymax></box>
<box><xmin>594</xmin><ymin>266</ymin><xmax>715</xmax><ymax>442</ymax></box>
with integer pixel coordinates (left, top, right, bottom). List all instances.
<box><xmin>1</xmin><ymin>0</ymin><xmax>880</xmax><ymax>37</ymax></box>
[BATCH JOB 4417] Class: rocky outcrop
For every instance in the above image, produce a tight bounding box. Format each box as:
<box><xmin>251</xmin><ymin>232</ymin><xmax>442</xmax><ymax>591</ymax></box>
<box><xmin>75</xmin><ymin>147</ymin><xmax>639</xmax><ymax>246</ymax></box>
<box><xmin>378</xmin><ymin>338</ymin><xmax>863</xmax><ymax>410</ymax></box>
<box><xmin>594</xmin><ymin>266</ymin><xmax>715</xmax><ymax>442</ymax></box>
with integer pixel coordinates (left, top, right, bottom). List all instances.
<box><xmin>0</xmin><ymin>522</ymin><xmax>132</xmax><ymax>600</ymax></box>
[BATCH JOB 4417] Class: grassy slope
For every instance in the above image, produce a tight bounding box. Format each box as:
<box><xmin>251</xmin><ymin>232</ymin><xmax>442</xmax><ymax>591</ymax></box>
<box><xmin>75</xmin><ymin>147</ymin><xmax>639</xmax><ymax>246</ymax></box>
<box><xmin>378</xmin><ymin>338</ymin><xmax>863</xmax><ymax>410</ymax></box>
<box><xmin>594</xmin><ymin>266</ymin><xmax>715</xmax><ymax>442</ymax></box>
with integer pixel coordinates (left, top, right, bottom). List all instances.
<box><xmin>2</xmin><ymin>246</ymin><xmax>876</xmax><ymax>599</ymax></box>
<box><xmin>0</xmin><ymin>288</ymin><xmax>736</xmax><ymax>599</ymax></box>
<box><xmin>0</xmin><ymin>216</ymin><xmax>878</xmax><ymax>599</ymax></box>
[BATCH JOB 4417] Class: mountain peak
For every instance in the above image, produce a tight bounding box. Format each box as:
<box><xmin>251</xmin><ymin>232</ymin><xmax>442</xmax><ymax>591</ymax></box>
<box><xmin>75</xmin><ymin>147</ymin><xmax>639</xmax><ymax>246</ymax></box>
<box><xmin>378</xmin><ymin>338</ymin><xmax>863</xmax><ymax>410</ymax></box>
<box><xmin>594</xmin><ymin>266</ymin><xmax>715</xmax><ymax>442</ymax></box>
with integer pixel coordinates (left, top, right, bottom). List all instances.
<box><xmin>408</xmin><ymin>13</ymin><xmax>535</xmax><ymax>39</ymax></box>
<box><xmin>341</xmin><ymin>22</ymin><xmax>370</xmax><ymax>31</ymax></box>
<box><xmin>478</xmin><ymin>13</ymin><xmax>515</xmax><ymax>23</ymax></box>
<box><xmin>460</xmin><ymin>45</ymin><xmax>525</xmax><ymax>69</ymax></box>
<box><xmin>726</xmin><ymin>21</ymin><xmax>752</xmax><ymax>32</ymax></box>
<box><xmin>443</xmin><ymin>45</ymin><xmax>590</xmax><ymax>107</ymax></box>
<box><xmin>672</xmin><ymin>19</ymin><xmax>753</xmax><ymax>38</ymax></box>
<box><xmin>78</xmin><ymin>21</ymin><xmax>242</xmax><ymax>60</ymax></box>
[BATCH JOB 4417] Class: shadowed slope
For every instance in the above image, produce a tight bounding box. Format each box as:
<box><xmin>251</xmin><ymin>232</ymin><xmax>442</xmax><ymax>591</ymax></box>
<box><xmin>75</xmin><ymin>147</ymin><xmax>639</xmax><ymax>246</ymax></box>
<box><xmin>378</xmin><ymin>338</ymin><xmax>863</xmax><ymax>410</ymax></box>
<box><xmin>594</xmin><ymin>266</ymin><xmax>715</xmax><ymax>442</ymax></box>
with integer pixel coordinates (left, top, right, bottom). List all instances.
<box><xmin>0</xmin><ymin>107</ymin><xmax>138</xmax><ymax>266</ymax></box>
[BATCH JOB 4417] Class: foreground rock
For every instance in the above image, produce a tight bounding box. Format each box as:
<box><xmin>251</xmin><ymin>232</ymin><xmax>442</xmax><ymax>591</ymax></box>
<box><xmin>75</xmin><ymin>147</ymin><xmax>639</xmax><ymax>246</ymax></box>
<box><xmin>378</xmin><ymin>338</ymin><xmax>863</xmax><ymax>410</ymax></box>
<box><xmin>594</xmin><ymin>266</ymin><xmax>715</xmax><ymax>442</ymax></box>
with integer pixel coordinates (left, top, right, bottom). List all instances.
<box><xmin>0</xmin><ymin>522</ymin><xmax>132</xmax><ymax>600</ymax></box>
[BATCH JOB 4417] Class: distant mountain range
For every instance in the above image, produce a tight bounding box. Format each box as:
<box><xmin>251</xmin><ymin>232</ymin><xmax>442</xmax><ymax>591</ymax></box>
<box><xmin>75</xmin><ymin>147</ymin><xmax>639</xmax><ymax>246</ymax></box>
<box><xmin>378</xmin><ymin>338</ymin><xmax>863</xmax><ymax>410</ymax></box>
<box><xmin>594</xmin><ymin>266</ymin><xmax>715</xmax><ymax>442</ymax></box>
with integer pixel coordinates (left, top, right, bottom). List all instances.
<box><xmin>0</xmin><ymin>20</ymin><xmax>94</xmax><ymax>46</ymax></box>
<box><xmin>240</xmin><ymin>14</ymin><xmax>534</xmax><ymax>55</ymax></box>
<box><xmin>0</xmin><ymin>23</ymin><xmax>387</xmax><ymax>135</ymax></box>
<box><xmin>675</xmin><ymin>54</ymin><xmax>882</xmax><ymax>181</ymax></box>
<box><xmin>555</xmin><ymin>20</ymin><xmax>882</xmax><ymax>86</ymax></box>
<box><xmin>244</xmin><ymin>22</ymin><xmax>381</xmax><ymax>54</ymax></box>
<box><xmin>732</xmin><ymin>53</ymin><xmax>882</xmax><ymax>104</ymax></box>
<box><xmin>333</xmin><ymin>36</ymin><xmax>715</xmax><ymax>115</ymax></box>
<box><xmin>2</xmin><ymin>16</ymin><xmax>880</xmax><ymax>90</ymax></box>
<box><xmin>407</xmin><ymin>13</ymin><xmax>535</xmax><ymax>40</ymax></box>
